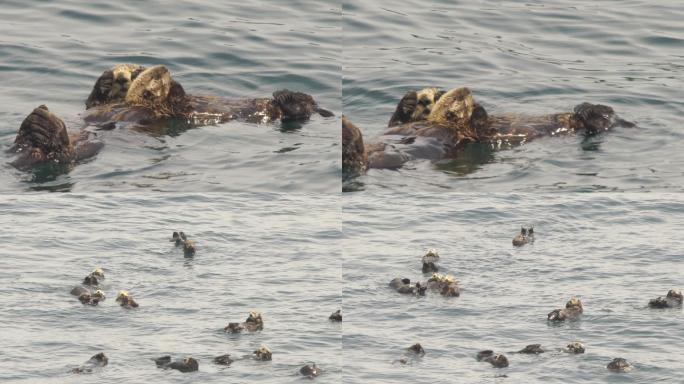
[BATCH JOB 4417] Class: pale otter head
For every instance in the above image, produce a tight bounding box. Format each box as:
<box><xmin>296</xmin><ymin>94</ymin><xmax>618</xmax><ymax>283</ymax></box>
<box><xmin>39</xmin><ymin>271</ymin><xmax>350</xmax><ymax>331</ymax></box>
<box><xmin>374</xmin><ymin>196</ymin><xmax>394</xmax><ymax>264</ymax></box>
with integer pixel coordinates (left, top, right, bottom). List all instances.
<box><xmin>566</xmin><ymin>298</ymin><xmax>583</xmax><ymax>310</ymax></box>
<box><xmin>115</xmin><ymin>290</ymin><xmax>129</xmax><ymax>302</ymax></box>
<box><xmin>85</xmin><ymin>64</ymin><xmax>146</xmax><ymax>108</ymax></box>
<box><xmin>125</xmin><ymin>65</ymin><xmax>173</xmax><ymax>106</ymax></box>
<box><xmin>388</xmin><ymin>87</ymin><xmax>445</xmax><ymax>127</ymax></box>
<box><xmin>13</xmin><ymin>105</ymin><xmax>71</xmax><ymax>162</ymax></box>
<box><xmin>565</xmin><ymin>341</ymin><xmax>585</xmax><ymax>354</ymax></box>
<box><xmin>253</xmin><ymin>345</ymin><xmax>272</xmax><ymax>361</ymax></box>
<box><xmin>246</xmin><ymin>311</ymin><xmax>263</xmax><ymax>325</ymax></box>
<box><xmin>91</xmin><ymin>268</ymin><xmax>105</xmax><ymax>279</ymax></box>
<box><xmin>92</xmin><ymin>289</ymin><xmax>106</xmax><ymax>300</ymax></box>
<box><xmin>427</xmin><ymin>87</ymin><xmax>489</xmax><ymax>137</ymax></box>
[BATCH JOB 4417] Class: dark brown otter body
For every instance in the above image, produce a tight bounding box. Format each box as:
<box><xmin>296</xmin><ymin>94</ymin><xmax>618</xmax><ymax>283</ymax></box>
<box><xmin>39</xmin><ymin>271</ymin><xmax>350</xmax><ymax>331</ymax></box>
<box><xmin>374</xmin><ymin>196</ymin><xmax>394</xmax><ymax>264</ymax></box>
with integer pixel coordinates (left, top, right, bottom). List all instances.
<box><xmin>342</xmin><ymin>87</ymin><xmax>633</xmax><ymax>173</ymax></box>
<box><xmin>8</xmin><ymin>105</ymin><xmax>102</xmax><ymax>170</ymax></box>
<box><xmin>70</xmin><ymin>352</ymin><xmax>108</xmax><ymax>374</ymax></box>
<box><xmin>84</xmin><ymin>65</ymin><xmax>333</xmax><ymax>126</ymax></box>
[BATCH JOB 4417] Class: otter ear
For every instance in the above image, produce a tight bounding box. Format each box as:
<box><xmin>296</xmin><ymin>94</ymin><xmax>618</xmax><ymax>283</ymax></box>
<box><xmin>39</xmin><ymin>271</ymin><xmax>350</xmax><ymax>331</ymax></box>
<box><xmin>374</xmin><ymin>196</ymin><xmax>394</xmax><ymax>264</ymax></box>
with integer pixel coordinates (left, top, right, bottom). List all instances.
<box><xmin>85</xmin><ymin>70</ymin><xmax>114</xmax><ymax>109</ymax></box>
<box><xmin>388</xmin><ymin>91</ymin><xmax>417</xmax><ymax>127</ymax></box>
<box><xmin>573</xmin><ymin>102</ymin><xmax>616</xmax><ymax>134</ymax></box>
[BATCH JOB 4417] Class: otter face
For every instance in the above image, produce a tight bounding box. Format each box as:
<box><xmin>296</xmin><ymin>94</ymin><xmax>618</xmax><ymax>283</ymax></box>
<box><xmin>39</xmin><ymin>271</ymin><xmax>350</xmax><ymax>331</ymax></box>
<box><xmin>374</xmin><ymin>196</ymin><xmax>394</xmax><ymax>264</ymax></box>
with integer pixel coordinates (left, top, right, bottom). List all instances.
<box><xmin>116</xmin><ymin>290</ymin><xmax>129</xmax><ymax>302</ymax></box>
<box><xmin>125</xmin><ymin>65</ymin><xmax>172</xmax><ymax>106</ymax></box>
<box><xmin>86</xmin><ymin>64</ymin><xmax>146</xmax><ymax>108</ymax></box>
<box><xmin>607</xmin><ymin>357</ymin><xmax>631</xmax><ymax>372</ymax></box>
<box><xmin>487</xmin><ymin>354</ymin><xmax>509</xmax><ymax>368</ymax></box>
<box><xmin>272</xmin><ymin>89</ymin><xmax>333</xmax><ymax>122</ymax></box>
<box><xmin>13</xmin><ymin>105</ymin><xmax>70</xmax><ymax>163</ymax></box>
<box><xmin>92</xmin><ymin>290</ymin><xmax>106</xmax><ymax>300</ymax></box>
<box><xmin>182</xmin><ymin>357</ymin><xmax>199</xmax><ymax>372</ymax></box>
<box><xmin>565</xmin><ymin>341</ymin><xmax>585</xmax><ymax>354</ymax></box>
<box><xmin>388</xmin><ymin>88</ymin><xmax>445</xmax><ymax>127</ymax></box>
<box><xmin>566</xmin><ymin>298</ymin><xmax>583</xmax><ymax>311</ymax></box>
<box><xmin>246</xmin><ymin>311</ymin><xmax>263</xmax><ymax>324</ymax></box>
<box><xmin>573</xmin><ymin>102</ymin><xmax>616</xmax><ymax>134</ymax></box>
<box><xmin>91</xmin><ymin>268</ymin><xmax>105</xmax><ymax>279</ymax></box>
<box><xmin>428</xmin><ymin>87</ymin><xmax>475</xmax><ymax>124</ymax></box>
<box><xmin>422</xmin><ymin>248</ymin><xmax>440</xmax><ymax>263</ymax></box>
<box><xmin>253</xmin><ymin>345</ymin><xmax>272</xmax><ymax>361</ymax></box>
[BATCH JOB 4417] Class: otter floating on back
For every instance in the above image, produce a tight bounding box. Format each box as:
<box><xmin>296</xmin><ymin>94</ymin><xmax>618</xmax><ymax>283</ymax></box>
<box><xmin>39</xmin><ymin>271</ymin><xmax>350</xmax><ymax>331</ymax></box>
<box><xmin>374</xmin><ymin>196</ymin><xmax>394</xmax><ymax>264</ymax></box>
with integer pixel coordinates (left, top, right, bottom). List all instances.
<box><xmin>342</xmin><ymin>86</ymin><xmax>634</xmax><ymax>176</ymax></box>
<box><xmin>84</xmin><ymin>64</ymin><xmax>333</xmax><ymax>126</ymax></box>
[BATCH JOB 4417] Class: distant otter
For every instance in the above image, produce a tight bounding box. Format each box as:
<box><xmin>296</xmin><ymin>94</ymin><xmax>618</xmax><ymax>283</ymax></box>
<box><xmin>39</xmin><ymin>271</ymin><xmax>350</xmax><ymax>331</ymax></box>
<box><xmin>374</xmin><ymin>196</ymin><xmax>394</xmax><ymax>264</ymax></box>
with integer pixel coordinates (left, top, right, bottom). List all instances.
<box><xmin>512</xmin><ymin>227</ymin><xmax>534</xmax><ymax>247</ymax></box>
<box><xmin>548</xmin><ymin>298</ymin><xmax>583</xmax><ymax>321</ymax></box>
<box><xmin>426</xmin><ymin>273</ymin><xmax>460</xmax><ymax>297</ymax></box>
<box><xmin>253</xmin><ymin>345</ymin><xmax>272</xmax><ymax>361</ymax></box>
<box><xmin>648</xmin><ymin>289</ymin><xmax>683</xmax><ymax>308</ymax></box>
<box><xmin>224</xmin><ymin>311</ymin><xmax>264</xmax><ymax>333</ymax></box>
<box><xmin>395</xmin><ymin>343</ymin><xmax>426</xmax><ymax>365</ymax></box>
<box><xmin>421</xmin><ymin>248</ymin><xmax>440</xmax><ymax>273</ymax></box>
<box><xmin>388</xmin><ymin>277</ymin><xmax>427</xmax><ymax>296</ymax></box>
<box><xmin>213</xmin><ymin>354</ymin><xmax>234</xmax><ymax>366</ymax></box>
<box><xmin>342</xmin><ymin>86</ymin><xmax>633</xmax><ymax>173</ymax></box>
<box><xmin>476</xmin><ymin>350</ymin><xmax>509</xmax><ymax>368</ymax></box>
<box><xmin>70</xmin><ymin>352</ymin><xmax>108</xmax><ymax>374</ymax></box>
<box><xmin>7</xmin><ymin>105</ymin><xmax>102</xmax><ymax>170</ymax></box>
<box><xmin>154</xmin><ymin>356</ymin><xmax>199</xmax><ymax>372</ymax></box>
<box><xmin>78</xmin><ymin>289</ymin><xmax>106</xmax><ymax>306</ymax></box>
<box><xmin>300</xmin><ymin>363</ymin><xmax>322</xmax><ymax>379</ymax></box>
<box><xmin>607</xmin><ymin>358</ymin><xmax>632</xmax><ymax>372</ymax></box>
<box><xmin>517</xmin><ymin>344</ymin><xmax>544</xmax><ymax>354</ymax></box>
<box><xmin>116</xmin><ymin>290</ymin><xmax>139</xmax><ymax>308</ymax></box>
<box><xmin>183</xmin><ymin>240</ymin><xmax>196</xmax><ymax>257</ymax></box>
<box><xmin>562</xmin><ymin>341</ymin><xmax>585</xmax><ymax>354</ymax></box>
<box><xmin>329</xmin><ymin>309</ymin><xmax>342</xmax><ymax>322</ymax></box>
<box><xmin>84</xmin><ymin>64</ymin><xmax>333</xmax><ymax>126</ymax></box>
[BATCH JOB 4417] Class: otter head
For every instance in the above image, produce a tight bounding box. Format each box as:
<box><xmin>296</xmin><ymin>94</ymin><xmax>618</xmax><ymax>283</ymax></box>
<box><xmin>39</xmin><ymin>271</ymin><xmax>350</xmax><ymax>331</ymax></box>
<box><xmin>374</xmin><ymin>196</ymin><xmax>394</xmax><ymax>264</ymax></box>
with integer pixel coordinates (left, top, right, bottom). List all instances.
<box><xmin>607</xmin><ymin>357</ymin><xmax>631</xmax><ymax>372</ymax></box>
<box><xmin>573</xmin><ymin>102</ymin><xmax>617</xmax><ymax>134</ymax></box>
<box><xmin>85</xmin><ymin>64</ymin><xmax>146</xmax><ymax>108</ymax></box>
<box><xmin>92</xmin><ymin>289</ymin><xmax>106</xmax><ymax>300</ymax></box>
<box><xmin>667</xmin><ymin>289</ymin><xmax>683</xmax><ymax>302</ymax></box>
<box><xmin>342</xmin><ymin>116</ymin><xmax>368</xmax><ymax>179</ymax></box>
<box><xmin>246</xmin><ymin>311</ymin><xmax>263</xmax><ymax>325</ymax></box>
<box><xmin>388</xmin><ymin>87</ymin><xmax>446</xmax><ymax>127</ymax></box>
<box><xmin>254</xmin><ymin>345</ymin><xmax>272</xmax><ymax>361</ymax></box>
<box><xmin>565</xmin><ymin>341</ymin><xmax>585</xmax><ymax>354</ymax></box>
<box><xmin>427</xmin><ymin>87</ymin><xmax>489</xmax><ymax>138</ymax></box>
<box><xmin>115</xmin><ymin>290</ymin><xmax>129</xmax><ymax>303</ymax></box>
<box><xmin>91</xmin><ymin>268</ymin><xmax>105</xmax><ymax>279</ymax></box>
<box><xmin>272</xmin><ymin>89</ymin><xmax>333</xmax><ymax>122</ymax></box>
<box><xmin>487</xmin><ymin>354</ymin><xmax>509</xmax><ymax>368</ymax></box>
<box><xmin>182</xmin><ymin>357</ymin><xmax>199</xmax><ymax>371</ymax></box>
<box><xmin>90</xmin><ymin>353</ymin><xmax>108</xmax><ymax>366</ymax></box>
<box><xmin>125</xmin><ymin>65</ymin><xmax>173</xmax><ymax>106</ymax></box>
<box><xmin>566</xmin><ymin>298</ymin><xmax>583</xmax><ymax>310</ymax></box>
<box><xmin>13</xmin><ymin>105</ymin><xmax>71</xmax><ymax>163</ymax></box>
<box><xmin>407</xmin><ymin>343</ymin><xmax>425</xmax><ymax>356</ymax></box>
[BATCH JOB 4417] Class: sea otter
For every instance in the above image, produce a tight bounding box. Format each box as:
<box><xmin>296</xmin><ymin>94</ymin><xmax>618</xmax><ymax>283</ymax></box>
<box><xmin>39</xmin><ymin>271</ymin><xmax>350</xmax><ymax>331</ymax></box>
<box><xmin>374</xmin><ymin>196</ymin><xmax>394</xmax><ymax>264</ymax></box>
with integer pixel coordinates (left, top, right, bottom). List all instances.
<box><xmin>300</xmin><ymin>363</ymin><xmax>322</xmax><ymax>379</ymax></box>
<box><xmin>116</xmin><ymin>290</ymin><xmax>139</xmax><ymax>308</ymax></box>
<box><xmin>547</xmin><ymin>298</ymin><xmax>583</xmax><ymax>321</ymax></box>
<box><xmin>69</xmin><ymin>352</ymin><xmax>108</xmax><ymax>374</ymax></box>
<box><xmin>648</xmin><ymin>289</ymin><xmax>683</xmax><ymax>308</ymax></box>
<box><xmin>213</xmin><ymin>354</ymin><xmax>234</xmax><ymax>366</ymax></box>
<box><xmin>329</xmin><ymin>309</ymin><xmax>342</xmax><ymax>322</ymax></box>
<box><xmin>562</xmin><ymin>341</ymin><xmax>585</xmax><ymax>354</ymax></box>
<box><xmin>395</xmin><ymin>343</ymin><xmax>426</xmax><ymax>365</ymax></box>
<box><xmin>388</xmin><ymin>277</ymin><xmax>427</xmax><ymax>296</ymax></box>
<box><xmin>253</xmin><ymin>346</ymin><xmax>272</xmax><ymax>361</ymax></box>
<box><xmin>512</xmin><ymin>227</ymin><xmax>534</xmax><ymax>246</ymax></box>
<box><xmin>607</xmin><ymin>358</ymin><xmax>632</xmax><ymax>372</ymax></box>
<box><xmin>476</xmin><ymin>350</ymin><xmax>509</xmax><ymax>368</ymax></box>
<box><xmin>426</xmin><ymin>273</ymin><xmax>460</xmax><ymax>297</ymax></box>
<box><xmin>421</xmin><ymin>248</ymin><xmax>440</xmax><ymax>273</ymax></box>
<box><xmin>7</xmin><ymin>105</ymin><xmax>102</xmax><ymax>171</ymax></box>
<box><xmin>342</xmin><ymin>86</ymin><xmax>634</xmax><ymax>174</ymax></box>
<box><xmin>517</xmin><ymin>344</ymin><xmax>544</xmax><ymax>354</ymax></box>
<box><xmin>224</xmin><ymin>311</ymin><xmax>264</xmax><ymax>333</ymax></box>
<box><xmin>154</xmin><ymin>356</ymin><xmax>199</xmax><ymax>372</ymax></box>
<box><xmin>84</xmin><ymin>64</ymin><xmax>333</xmax><ymax>126</ymax></box>
<box><xmin>78</xmin><ymin>289</ymin><xmax>106</xmax><ymax>306</ymax></box>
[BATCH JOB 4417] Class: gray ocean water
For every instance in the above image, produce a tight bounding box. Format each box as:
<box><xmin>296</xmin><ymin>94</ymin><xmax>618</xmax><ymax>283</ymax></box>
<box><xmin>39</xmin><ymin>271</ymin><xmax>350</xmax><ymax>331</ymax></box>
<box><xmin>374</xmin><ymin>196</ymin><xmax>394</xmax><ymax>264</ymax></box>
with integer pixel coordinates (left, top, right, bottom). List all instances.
<box><xmin>343</xmin><ymin>192</ymin><xmax>684</xmax><ymax>383</ymax></box>
<box><xmin>0</xmin><ymin>0</ymin><xmax>340</xmax><ymax>193</ymax></box>
<box><xmin>0</xmin><ymin>193</ymin><xmax>341</xmax><ymax>383</ymax></box>
<box><xmin>343</xmin><ymin>0</ymin><xmax>684</xmax><ymax>192</ymax></box>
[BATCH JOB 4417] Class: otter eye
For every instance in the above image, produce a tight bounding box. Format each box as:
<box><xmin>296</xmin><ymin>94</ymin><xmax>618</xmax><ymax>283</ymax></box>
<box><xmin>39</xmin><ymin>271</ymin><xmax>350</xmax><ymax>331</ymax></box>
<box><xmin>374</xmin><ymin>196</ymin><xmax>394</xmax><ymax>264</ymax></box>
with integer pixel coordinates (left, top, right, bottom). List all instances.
<box><xmin>143</xmin><ymin>90</ymin><xmax>153</xmax><ymax>99</ymax></box>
